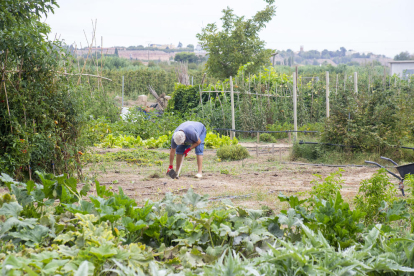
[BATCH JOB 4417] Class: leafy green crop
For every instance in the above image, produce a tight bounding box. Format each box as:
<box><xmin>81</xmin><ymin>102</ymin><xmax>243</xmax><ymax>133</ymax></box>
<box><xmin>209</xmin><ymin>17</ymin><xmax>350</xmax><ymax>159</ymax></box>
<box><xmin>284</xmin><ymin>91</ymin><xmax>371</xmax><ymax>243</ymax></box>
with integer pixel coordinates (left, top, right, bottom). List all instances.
<box><xmin>1</xmin><ymin>171</ymin><xmax>414</xmax><ymax>275</ymax></box>
<box><xmin>205</xmin><ymin>133</ymin><xmax>238</xmax><ymax>149</ymax></box>
<box><xmin>81</xmin><ymin>149</ymin><xmax>168</xmax><ymax>166</ymax></box>
<box><xmin>355</xmin><ymin>168</ymin><xmax>398</xmax><ymax>225</ymax></box>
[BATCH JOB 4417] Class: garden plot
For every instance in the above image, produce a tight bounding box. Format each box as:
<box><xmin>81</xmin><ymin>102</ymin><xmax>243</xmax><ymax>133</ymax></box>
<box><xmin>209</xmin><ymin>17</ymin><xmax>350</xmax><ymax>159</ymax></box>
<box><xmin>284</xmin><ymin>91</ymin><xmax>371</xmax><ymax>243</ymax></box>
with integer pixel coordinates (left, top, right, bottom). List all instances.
<box><xmin>82</xmin><ymin>142</ymin><xmax>385</xmax><ymax>211</ymax></box>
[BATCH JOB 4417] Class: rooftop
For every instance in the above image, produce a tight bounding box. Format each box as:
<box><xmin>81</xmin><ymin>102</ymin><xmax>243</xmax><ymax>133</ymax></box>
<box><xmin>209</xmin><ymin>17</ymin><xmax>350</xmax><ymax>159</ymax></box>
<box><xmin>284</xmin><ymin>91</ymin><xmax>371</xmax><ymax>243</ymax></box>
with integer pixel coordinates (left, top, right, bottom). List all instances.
<box><xmin>389</xmin><ymin>60</ymin><xmax>414</xmax><ymax>63</ymax></box>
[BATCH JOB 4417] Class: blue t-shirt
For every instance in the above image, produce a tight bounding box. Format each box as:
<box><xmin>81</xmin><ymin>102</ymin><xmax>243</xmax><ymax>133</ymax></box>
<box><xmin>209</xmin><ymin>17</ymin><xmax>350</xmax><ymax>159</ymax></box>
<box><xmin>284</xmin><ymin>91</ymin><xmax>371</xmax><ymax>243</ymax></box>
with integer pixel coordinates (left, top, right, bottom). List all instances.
<box><xmin>171</xmin><ymin>121</ymin><xmax>206</xmax><ymax>149</ymax></box>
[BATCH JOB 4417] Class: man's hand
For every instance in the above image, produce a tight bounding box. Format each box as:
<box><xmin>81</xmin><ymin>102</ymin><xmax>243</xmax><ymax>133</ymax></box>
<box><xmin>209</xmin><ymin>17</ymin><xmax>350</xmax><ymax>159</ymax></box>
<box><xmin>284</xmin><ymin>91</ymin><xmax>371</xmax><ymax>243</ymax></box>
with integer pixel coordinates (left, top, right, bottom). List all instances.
<box><xmin>184</xmin><ymin>148</ymin><xmax>191</xmax><ymax>157</ymax></box>
<box><xmin>167</xmin><ymin>165</ymin><xmax>173</xmax><ymax>173</ymax></box>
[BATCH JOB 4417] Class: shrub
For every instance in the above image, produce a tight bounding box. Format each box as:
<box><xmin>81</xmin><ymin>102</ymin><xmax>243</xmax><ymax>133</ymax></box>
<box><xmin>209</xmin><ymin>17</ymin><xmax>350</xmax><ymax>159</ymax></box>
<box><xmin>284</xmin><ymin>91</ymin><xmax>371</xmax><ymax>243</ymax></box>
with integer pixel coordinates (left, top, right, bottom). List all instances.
<box><xmin>291</xmin><ymin>143</ymin><xmax>326</xmax><ymax>161</ymax></box>
<box><xmin>217</xmin><ymin>145</ymin><xmax>249</xmax><ymax>161</ymax></box>
<box><xmin>260</xmin><ymin>133</ymin><xmax>276</xmax><ymax>143</ymax></box>
<box><xmin>309</xmin><ymin>169</ymin><xmax>344</xmax><ymax>200</ymax></box>
<box><xmin>354</xmin><ymin>169</ymin><xmax>397</xmax><ymax>225</ymax></box>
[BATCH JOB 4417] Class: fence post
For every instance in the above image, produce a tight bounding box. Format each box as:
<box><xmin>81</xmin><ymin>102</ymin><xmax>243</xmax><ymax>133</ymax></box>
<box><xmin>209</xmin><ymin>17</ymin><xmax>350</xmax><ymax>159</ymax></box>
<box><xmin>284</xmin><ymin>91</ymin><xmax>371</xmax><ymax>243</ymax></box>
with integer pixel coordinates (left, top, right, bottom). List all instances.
<box><xmin>230</xmin><ymin>76</ymin><xmax>235</xmax><ymax>140</ymax></box>
<box><xmin>336</xmin><ymin>74</ymin><xmax>338</xmax><ymax>94</ymax></box>
<box><xmin>122</xmin><ymin>76</ymin><xmax>124</xmax><ymax>107</ymax></box>
<box><xmin>354</xmin><ymin>72</ymin><xmax>358</xmax><ymax>94</ymax></box>
<box><xmin>257</xmin><ymin>132</ymin><xmax>260</xmax><ymax>143</ymax></box>
<box><xmin>293</xmin><ymin>72</ymin><xmax>297</xmax><ymax>142</ymax></box>
<box><xmin>199</xmin><ymin>73</ymin><xmax>206</xmax><ymax>105</ymax></box>
<box><xmin>326</xmin><ymin>71</ymin><xmax>330</xmax><ymax>118</ymax></box>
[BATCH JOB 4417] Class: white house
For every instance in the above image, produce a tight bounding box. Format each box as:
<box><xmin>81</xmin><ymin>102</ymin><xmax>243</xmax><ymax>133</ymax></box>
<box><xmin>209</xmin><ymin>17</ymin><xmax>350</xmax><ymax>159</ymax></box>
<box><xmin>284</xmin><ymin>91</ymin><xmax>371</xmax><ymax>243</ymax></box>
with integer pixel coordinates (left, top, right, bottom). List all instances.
<box><xmin>389</xmin><ymin>61</ymin><xmax>414</xmax><ymax>80</ymax></box>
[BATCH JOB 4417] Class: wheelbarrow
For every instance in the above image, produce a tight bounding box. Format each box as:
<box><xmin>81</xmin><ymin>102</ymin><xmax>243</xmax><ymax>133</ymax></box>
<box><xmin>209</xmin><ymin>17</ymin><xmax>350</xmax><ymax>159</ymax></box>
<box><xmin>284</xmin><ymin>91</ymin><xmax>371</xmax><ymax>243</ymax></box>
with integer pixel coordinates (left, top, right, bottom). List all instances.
<box><xmin>365</xmin><ymin>156</ymin><xmax>414</xmax><ymax>196</ymax></box>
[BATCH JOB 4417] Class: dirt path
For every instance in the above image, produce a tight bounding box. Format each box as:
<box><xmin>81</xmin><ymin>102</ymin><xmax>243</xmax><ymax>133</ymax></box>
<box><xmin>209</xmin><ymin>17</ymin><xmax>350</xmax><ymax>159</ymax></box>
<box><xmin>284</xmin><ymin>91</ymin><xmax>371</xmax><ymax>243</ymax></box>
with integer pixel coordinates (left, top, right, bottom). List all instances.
<box><xmin>81</xmin><ymin>143</ymin><xmax>389</xmax><ymax>211</ymax></box>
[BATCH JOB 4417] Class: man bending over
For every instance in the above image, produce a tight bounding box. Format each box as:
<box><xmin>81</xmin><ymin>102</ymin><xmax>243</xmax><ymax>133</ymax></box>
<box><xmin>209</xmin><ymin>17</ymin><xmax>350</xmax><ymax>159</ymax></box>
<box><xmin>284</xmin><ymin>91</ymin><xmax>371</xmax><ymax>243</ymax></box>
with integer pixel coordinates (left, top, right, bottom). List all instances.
<box><xmin>167</xmin><ymin>121</ymin><xmax>206</xmax><ymax>178</ymax></box>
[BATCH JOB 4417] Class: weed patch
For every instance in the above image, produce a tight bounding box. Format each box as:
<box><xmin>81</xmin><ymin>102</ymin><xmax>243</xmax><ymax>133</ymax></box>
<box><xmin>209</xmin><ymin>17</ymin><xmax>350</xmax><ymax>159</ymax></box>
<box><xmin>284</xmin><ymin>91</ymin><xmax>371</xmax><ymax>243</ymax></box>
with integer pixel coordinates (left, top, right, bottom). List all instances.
<box><xmin>82</xmin><ymin>149</ymin><xmax>168</xmax><ymax>166</ymax></box>
<box><xmin>217</xmin><ymin>145</ymin><xmax>250</xmax><ymax>161</ymax></box>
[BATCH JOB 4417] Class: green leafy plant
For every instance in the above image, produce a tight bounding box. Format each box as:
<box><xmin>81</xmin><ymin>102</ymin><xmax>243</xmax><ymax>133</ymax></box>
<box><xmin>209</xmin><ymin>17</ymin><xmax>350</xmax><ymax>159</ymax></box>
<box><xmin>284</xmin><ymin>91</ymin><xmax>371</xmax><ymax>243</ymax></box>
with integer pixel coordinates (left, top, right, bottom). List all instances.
<box><xmin>309</xmin><ymin>168</ymin><xmax>344</xmax><ymax>200</ymax></box>
<box><xmin>217</xmin><ymin>145</ymin><xmax>249</xmax><ymax>161</ymax></box>
<box><xmin>259</xmin><ymin>133</ymin><xmax>276</xmax><ymax>143</ymax></box>
<box><xmin>354</xmin><ymin>169</ymin><xmax>397</xmax><ymax>225</ymax></box>
<box><xmin>205</xmin><ymin>132</ymin><xmax>238</xmax><ymax>149</ymax></box>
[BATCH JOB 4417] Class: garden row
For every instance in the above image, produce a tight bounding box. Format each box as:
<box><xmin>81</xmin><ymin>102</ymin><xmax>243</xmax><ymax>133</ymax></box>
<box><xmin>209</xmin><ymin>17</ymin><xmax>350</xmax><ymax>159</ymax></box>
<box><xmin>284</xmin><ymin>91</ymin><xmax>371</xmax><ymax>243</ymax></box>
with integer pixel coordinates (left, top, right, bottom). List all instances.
<box><xmin>1</xmin><ymin>169</ymin><xmax>414</xmax><ymax>275</ymax></box>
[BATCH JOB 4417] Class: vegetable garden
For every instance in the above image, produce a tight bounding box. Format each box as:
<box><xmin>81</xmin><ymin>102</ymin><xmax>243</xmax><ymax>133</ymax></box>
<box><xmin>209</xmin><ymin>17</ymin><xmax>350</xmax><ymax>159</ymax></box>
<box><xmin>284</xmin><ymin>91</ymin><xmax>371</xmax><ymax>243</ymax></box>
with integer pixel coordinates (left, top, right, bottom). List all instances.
<box><xmin>2</xmin><ymin>0</ymin><xmax>414</xmax><ymax>275</ymax></box>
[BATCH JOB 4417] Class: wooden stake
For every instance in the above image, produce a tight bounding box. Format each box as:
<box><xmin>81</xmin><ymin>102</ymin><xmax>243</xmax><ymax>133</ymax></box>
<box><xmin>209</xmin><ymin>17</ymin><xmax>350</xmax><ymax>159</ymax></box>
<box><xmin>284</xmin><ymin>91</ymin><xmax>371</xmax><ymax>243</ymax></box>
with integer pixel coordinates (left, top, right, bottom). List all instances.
<box><xmin>293</xmin><ymin>72</ymin><xmax>297</xmax><ymax>141</ymax></box>
<box><xmin>326</xmin><ymin>71</ymin><xmax>330</xmax><ymax>118</ymax></box>
<box><xmin>257</xmin><ymin>132</ymin><xmax>260</xmax><ymax>143</ymax></box>
<box><xmin>335</xmin><ymin>74</ymin><xmax>338</xmax><ymax>94</ymax></box>
<box><xmin>354</xmin><ymin>72</ymin><xmax>358</xmax><ymax>94</ymax></box>
<box><xmin>1</xmin><ymin>50</ymin><xmax>12</xmax><ymax>133</ymax></box>
<box><xmin>230</xmin><ymin>76</ymin><xmax>235</xmax><ymax>140</ymax></box>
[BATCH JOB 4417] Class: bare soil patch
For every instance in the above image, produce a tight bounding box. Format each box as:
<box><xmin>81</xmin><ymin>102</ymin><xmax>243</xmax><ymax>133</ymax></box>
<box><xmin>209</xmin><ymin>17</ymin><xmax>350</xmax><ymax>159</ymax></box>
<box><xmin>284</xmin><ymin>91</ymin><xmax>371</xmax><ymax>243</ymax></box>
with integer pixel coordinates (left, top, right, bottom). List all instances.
<box><xmin>81</xmin><ymin>143</ymin><xmax>389</xmax><ymax>211</ymax></box>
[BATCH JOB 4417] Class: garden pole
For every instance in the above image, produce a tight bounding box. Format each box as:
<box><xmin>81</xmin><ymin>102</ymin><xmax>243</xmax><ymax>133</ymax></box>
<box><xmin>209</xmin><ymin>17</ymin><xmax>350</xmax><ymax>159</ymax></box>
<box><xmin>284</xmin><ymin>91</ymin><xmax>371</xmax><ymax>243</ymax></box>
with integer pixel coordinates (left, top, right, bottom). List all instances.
<box><xmin>230</xmin><ymin>76</ymin><xmax>235</xmax><ymax>140</ymax></box>
<box><xmin>326</xmin><ymin>71</ymin><xmax>330</xmax><ymax>118</ymax></box>
<box><xmin>354</xmin><ymin>72</ymin><xmax>358</xmax><ymax>94</ymax></box>
<box><xmin>122</xmin><ymin>76</ymin><xmax>124</xmax><ymax>107</ymax></box>
<box><xmin>293</xmin><ymin>72</ymin><xmax>297</xmax><ymax>142</ymax></box>
<box><xmin>336</xmin><ymin>74</ymin><xmax>338</xmax><ymax>95</ymax></box>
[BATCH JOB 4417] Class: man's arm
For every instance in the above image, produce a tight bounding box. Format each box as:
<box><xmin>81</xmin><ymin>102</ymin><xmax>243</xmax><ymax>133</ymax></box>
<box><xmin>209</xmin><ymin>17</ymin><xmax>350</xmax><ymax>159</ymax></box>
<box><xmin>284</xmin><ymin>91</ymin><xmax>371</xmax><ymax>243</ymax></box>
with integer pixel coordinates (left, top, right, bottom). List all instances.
<box><xmin>169</xmin><ymin>148</ymin><xmax>176</xmax><ymax>166</ymax></box>
<box><xmin>190</xmin><ymin>139</ymin><xmax>201</xmax><ymax>150</ymax></box>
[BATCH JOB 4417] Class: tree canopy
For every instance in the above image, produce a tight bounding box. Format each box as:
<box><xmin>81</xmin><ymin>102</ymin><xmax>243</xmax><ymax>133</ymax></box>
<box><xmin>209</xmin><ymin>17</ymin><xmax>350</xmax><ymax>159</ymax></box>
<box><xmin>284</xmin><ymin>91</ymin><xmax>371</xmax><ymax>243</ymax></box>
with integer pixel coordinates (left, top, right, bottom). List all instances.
<box><xmin>0</xmin><ymin>0</ymin><xmax>87</xmax><ymax>178</ymax></box>
<box><xmin>394</xmin><ymin>51</ymin><xmax>413</xmax><ymax>61</ymax></box>
<box><xmin>196</xmin><ymin>0</ymin><xmax>276</xmax><ymax>79</ymax></box>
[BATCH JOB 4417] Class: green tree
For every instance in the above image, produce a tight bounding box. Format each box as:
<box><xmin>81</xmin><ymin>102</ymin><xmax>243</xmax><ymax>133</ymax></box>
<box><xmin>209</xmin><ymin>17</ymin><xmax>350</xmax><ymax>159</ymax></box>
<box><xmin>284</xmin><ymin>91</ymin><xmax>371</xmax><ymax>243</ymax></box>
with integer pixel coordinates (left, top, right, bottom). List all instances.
<box><xmin>186</xmin><ymin>44</ymin><xmax>194</xmax><ymax>49</ymax></box>
<box><xmin>394</xmin><ymin>51</ymin><xmax>412</xmax><ymax>60</ymax></box>
<box><xmin>174</xmin><ymin>52</ymin><xmax>198</xmax><ymax>63</ymax></box>
<box><xmin>114</xmin><ymin>47</ymin><xmax>119</xmax><ymax>57</ymax></box>
<box><xmin>196</xmin><ymin>0</ymin><xmax>276</xmax><ymax>79</ymax></box>
<box><xmin>0</xmin><ymin>0</ymin><xmax>102</xmax><ymax>178</ymax></box>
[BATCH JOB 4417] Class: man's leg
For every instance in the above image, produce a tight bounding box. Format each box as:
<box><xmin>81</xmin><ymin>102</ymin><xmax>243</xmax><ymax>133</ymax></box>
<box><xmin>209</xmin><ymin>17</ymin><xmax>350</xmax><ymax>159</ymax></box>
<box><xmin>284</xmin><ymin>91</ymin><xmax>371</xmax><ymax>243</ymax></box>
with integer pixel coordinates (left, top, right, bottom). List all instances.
<box><xmin>196</xmin><ymin>155</ymin><xmax>203</xmax><ymax>175</ymax></box>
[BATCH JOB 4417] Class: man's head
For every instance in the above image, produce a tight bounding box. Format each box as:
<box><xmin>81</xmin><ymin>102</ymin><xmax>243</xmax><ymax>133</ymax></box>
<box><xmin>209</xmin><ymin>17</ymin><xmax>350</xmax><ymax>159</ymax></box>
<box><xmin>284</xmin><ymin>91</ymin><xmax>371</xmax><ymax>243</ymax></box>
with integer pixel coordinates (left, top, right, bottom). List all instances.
<box><xmin>173</xmin><ymin>131</ymin><xmax>186</xmax><ymax>145</ymax></box>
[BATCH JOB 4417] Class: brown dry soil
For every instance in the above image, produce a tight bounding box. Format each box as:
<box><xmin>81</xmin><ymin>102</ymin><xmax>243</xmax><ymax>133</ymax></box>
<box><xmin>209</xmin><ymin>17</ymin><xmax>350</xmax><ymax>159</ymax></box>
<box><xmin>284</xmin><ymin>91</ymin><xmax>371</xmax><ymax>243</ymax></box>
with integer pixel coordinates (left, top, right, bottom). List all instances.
<box><xmin>81</xmin><ymin>142</ymin><xmax>391</xmax><ymax>212</ymax></box>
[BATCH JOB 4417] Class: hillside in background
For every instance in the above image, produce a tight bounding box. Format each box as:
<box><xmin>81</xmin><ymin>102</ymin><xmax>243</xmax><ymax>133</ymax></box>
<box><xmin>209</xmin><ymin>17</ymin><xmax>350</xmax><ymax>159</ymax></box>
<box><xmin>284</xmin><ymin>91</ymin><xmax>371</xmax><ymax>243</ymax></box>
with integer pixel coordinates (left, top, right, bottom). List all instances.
<box><xmin>72</xmin><ymin>44</ymin><xmax>399</xmax><ymax>67</ymax></box>
<box><xmin>273</xmin><ymin>47</ymin><xmax>394</xmax><ymax>67</ymax></box>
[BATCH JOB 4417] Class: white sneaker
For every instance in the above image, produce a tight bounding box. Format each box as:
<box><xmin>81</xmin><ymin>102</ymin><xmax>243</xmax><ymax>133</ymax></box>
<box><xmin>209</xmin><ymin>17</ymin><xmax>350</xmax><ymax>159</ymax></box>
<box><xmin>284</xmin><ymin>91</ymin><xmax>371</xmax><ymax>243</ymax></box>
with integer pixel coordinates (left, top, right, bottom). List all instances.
<box><xmin>195</xmin><ymin>173</ymin><xmax>202</xmax><ymax>178</ymax></box>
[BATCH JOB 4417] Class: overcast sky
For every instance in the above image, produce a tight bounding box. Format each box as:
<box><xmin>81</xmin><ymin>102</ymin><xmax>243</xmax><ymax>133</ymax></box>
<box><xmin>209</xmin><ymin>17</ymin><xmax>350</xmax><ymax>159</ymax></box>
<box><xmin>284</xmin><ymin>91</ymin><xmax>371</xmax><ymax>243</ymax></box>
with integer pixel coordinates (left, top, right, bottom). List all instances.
<box><xmin>44</xmin><ymin>0</ymin><xmax>413</xmax><ymax>58</ymax></box>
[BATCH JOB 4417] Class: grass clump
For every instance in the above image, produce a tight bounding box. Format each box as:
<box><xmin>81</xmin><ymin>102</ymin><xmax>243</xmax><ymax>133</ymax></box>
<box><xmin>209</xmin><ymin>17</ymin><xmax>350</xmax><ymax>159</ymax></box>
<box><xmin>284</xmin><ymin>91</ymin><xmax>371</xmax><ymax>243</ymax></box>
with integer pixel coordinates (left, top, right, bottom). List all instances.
<box><xmin>260</xmin><ymin>133</ymin><xmax>276</xmax><ymax>143</ymax></box>
<box><xmin>220</xmin><ymin>169</ymin><xmax>229</xmax><ymax>174</ymax></box>
<box><xmin>217</xmin><ymin>145</ymin><xmax>249</xmax><ymax>161</ymax></box>
<box><xmin>82</xmin><ymin>149</ymin><xmax>168</xmax><ymax>166</ymax></box>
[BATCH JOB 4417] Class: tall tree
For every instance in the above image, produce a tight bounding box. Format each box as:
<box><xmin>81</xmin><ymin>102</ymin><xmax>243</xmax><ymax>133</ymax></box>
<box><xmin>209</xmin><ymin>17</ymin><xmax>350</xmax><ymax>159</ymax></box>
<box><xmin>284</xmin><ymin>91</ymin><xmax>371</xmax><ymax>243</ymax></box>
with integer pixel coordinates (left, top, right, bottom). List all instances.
<box><xmin>0</xmin><ymin>0</ymin><xmax>87</xmax><ymax>177</ymax></box>
<box><xmin>394</xmin><ymin>51</ymin><xmax>412</xmax><ymax>60</ymax></box>
<box><xmin>196</xmin><ymin>0</ymin><xmax>276</xmax><ymax>79</ymax></box>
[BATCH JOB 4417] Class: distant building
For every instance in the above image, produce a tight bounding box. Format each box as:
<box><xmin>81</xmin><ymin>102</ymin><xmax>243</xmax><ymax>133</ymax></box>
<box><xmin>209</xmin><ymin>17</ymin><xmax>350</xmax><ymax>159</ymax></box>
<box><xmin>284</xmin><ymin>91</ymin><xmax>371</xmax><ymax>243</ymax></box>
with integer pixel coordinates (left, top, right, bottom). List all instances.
<box><xmin>389</xmin><ymin>61</ymin><xmax>414</xmax><ymax>80</ymax></box>
<box><xmin>300</xmin><ymin>45</ymin><xmax>304</xmax><ymax>52</ymax></box>
<box><xmin>346</xmin><ymin>50</ymin><xmax>357</xmax><ymax>56</ymax></box>
<box><xmin>149</xmin><ymin>44</ymin><xmax>175</xmax><ymax>49</ymax></box>
<box><xmin>195</xmin><ymin>44</ymin><xmax>206</xmax><ymax>54</ymax></box>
